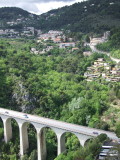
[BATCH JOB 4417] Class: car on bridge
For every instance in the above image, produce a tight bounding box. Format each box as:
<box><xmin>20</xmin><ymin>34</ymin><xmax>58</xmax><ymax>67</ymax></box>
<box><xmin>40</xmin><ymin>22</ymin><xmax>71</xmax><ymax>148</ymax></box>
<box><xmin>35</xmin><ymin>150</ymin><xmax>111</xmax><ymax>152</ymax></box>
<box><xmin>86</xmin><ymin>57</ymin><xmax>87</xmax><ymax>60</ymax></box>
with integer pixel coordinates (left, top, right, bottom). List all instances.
<box><xmin>93</xmin><ymin>132</ymin><xmax>98</xmax><ymax>135</ymax></box>
<box><xmin>5</xmin><ymin>111</ymin><xmax>9</xmax><ymax>114</ymax></box>
<box><xmin>23</xmin><ymin>114</ymin><xmax>29</xmax><ymax>118</ymax></box>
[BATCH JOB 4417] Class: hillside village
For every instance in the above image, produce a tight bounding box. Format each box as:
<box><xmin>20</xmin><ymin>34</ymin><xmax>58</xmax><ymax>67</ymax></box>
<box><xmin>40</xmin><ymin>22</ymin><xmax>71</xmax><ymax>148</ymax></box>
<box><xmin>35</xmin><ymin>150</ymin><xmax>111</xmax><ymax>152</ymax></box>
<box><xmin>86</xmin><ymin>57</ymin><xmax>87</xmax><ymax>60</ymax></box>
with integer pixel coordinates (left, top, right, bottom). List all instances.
<box><xmin>0</xmin><ymin>27</ymin><xmax>42</xmax><ymax>38</ymax></box>
<box><xmin>31</xmin><ymin>30</ymin><xmax>77</xmax><ymax>54</ymax></box>
<box><xmin>0</xmin><ymin>14</ymin><xmax>119</xmax><ymax>83</ymax></box>
<box><xmin>84</xmin><ymin>58</ymin><xmax>120</xmax><ymax>82</ymax></box>
<box><xmin>30</xmin><ymin>30</ymin><xmax>120</xmax><ymax>83</ymax></box>
<box><xmin>31</xmin><ymin>30</ymin><xmax>110</xmax><ymax>55</ymax></box>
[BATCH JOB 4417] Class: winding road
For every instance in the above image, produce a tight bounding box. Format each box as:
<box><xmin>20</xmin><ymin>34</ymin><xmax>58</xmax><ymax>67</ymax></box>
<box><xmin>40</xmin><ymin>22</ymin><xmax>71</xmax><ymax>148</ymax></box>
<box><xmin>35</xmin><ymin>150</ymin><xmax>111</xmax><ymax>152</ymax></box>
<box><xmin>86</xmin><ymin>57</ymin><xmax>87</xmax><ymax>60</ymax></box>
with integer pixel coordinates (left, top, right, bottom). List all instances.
<box><xmin>90</xmin><ymin>44</ymin><xmax>120</xmax><ymax>64</ymax></box>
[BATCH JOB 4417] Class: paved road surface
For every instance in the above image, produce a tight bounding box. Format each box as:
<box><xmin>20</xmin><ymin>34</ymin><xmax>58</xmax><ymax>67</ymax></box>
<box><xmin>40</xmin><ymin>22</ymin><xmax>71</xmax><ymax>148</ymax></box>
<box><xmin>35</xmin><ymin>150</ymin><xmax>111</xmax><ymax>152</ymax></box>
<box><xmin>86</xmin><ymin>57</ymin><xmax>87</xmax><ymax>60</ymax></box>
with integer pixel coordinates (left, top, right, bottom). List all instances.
<box><xmin>0</xmin><ymin>108</ymin><xmax>119</xmax><ymax>141</ymax></box>
<box><xmin>90</xmin><ymin>45</ymin><xmax>120</xmax><ymax>64</ymax></box>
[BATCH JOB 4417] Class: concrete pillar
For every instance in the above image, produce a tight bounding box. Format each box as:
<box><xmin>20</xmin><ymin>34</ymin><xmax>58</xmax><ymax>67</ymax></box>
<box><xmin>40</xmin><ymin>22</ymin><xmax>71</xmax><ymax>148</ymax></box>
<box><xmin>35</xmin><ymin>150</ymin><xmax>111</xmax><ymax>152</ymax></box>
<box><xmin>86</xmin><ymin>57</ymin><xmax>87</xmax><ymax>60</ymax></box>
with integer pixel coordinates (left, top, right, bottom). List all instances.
<box><xmin>37</xmin><ymin>128</ymin><xmax>47</xmax><ymax>160</ymax></box>
<box><xmin>3</xmin><ymin>118</ymin><xmax>12</xmax><ymax>143</ymax></box>
<box><xmin>19</xmin><ymin>123</ymin><xmax>29</xmax><ymax>156</ymax></box>
<box><xmin>57</xmin><ymin>133</ymin><xmax>66</xmax><ymax>155</ymax></box>
<box><xmin>79</xmin><ymin>138</ymin><xmax>86</xmax><ymax>147</ymax></box>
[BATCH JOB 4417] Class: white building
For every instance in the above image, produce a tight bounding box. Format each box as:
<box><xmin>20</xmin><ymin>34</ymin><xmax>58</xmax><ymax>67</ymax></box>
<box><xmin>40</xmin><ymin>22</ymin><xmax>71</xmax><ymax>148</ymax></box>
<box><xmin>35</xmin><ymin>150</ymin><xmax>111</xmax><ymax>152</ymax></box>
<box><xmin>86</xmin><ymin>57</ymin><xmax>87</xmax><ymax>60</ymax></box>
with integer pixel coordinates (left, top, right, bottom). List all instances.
<box><xmin>59</xmin><ymin>42</ymin><xmax>75</xmax><ymax>48</ymax></box>
<box><xmin>48</xmin><ymin>30</ymin><xmax>63</xmax><ymax>35</ymax></box>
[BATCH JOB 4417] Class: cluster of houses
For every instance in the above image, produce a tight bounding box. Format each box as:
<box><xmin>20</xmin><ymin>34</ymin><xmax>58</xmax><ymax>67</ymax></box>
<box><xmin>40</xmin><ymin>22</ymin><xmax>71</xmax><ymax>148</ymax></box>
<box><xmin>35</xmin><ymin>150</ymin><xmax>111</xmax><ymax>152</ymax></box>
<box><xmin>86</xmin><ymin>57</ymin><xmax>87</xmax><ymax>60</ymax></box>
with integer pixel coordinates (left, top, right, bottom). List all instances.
<box><xmin>31</xmin><ymin>30</ymin><xmax>78</xmax><ymax>55</ymax></box>
<box><xmin>90</xmin><ymin>31</ymin><xmax>110</xmax><ymax>46</ymax></box>
<box><xmin>0</xmin><ymin>27</ymin><xmax>40</xmax><ymax>38</ymax></box>
<box><xmin>0</xmin><ymin>24</ymin><xmax>43</xmax><ymax>38</ymax></box>
<box><xmin>0</xmin><ymin>29</ymin><xmax>19</xmax><ymax>38</ymax></box>
<box><xmin>0</xmin><ymin>12</ymin><xmax>41</xmax><ymax>38</ymax></box>
<box><xmin>5</xmin><ymin>13</ymin><xmax>35</xmax><ymax>26</ymax></box>
<box><xmin>84</xmin><ymin>58</ymin><xmax>120</xmax><ymax>82</ymax></box>
<box><xmin>31</xmin><ymin>46</ymin><xmax>54</xmax><ymax>55</ymax></box>
<box><xmin>6</xmin><ymin>17</ymin><xmax>25</xmax><ymax>26</ymax></box>
<box><xmin>38</xmin><ymin>30</ymin><xmax>64</xmax><ymax>43</ymax></box>
<box><xmin>38</xmin><ymin>30</ymin><xmax>76</xmax><ymax>49</ymax></box>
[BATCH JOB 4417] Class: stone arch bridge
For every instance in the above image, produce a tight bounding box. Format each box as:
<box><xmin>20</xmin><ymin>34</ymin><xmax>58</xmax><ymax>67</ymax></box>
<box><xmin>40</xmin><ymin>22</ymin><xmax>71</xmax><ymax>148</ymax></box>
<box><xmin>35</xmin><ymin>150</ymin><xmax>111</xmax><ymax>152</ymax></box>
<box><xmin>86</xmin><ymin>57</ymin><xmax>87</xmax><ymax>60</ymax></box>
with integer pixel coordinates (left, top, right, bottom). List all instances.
<box><xmin>0</xmin><ymin>108</ymin><xmax>118</xmax><ymax>160</ymax></box>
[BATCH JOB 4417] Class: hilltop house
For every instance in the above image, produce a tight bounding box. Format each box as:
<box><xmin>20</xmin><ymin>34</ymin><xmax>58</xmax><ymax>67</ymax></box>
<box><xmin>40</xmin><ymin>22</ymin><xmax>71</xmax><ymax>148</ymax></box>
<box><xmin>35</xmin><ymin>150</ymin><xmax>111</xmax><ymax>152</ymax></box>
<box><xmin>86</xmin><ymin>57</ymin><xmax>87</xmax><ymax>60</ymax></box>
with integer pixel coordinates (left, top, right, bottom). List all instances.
<box><xmin>38</xmin><ymin>30</ymin><xmax>63</xmax><ymax>42</ymax></box>
<box><xmin>90</xmin><ymin>31</ymin><xmax>110</xmax><ymax>46</ymax></box>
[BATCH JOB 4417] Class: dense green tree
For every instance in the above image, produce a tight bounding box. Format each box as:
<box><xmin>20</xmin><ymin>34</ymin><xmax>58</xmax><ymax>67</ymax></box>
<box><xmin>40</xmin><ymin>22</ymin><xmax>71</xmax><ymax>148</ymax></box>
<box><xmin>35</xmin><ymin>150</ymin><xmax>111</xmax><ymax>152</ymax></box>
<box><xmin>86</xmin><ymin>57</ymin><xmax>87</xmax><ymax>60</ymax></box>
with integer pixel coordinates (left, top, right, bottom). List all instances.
<box><xmin>0</xmin><ymin>37</ymin><xmax>119</xmax><ymax>160</ymax></box>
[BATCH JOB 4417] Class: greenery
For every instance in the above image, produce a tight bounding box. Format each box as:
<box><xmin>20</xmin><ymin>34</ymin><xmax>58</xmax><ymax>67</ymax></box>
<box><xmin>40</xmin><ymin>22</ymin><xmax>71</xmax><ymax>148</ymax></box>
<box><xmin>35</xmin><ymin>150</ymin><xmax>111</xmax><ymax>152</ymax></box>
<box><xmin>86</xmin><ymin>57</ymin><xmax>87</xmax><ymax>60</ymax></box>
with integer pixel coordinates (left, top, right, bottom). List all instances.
<box><xmin>0</xmin><ymin>26</ymin><xmax>120</xmax><ymax>160</ymax></box>
<box><xmin>115</xmin><ymin>123</ymin><xmax>120</xmax><ymax>138</ymax></box>
<box><xmin>38</xmin><ymin>0</ymin><xmax>120</xmax><ymax>33</ymax></box>
<box><xmin>0</xmin><ymin>37</ymin><xmax>119</xmax><ymax>159</ymax></box>
<box><xmin>55</xmin><ymin>134</ymin><xmax>108</xmax><ymax>160</ymax></box>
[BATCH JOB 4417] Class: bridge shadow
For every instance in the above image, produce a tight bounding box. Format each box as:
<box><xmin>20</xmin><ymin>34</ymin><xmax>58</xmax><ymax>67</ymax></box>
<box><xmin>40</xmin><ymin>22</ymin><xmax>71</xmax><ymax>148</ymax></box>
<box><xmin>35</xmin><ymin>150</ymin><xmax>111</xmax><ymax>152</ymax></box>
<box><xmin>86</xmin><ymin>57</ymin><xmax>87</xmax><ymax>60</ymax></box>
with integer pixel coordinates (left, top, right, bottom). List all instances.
<box><xmin>41</xmin><ymin>127</ymin><xmax>57</xmax><ymax>160</ymax></box>
<box><xmin>11</xmin><ymin>119</ymin><xmax>19</xmax><ymax>143</ymax></box>
<box><xmin>84</xmin><ymin>138</ymin><xmax>94</xmax><ymax>146</ymax></box>
<box><xmin>0</xmin><ymin>117</ymin><xmax>3</xmax><ymax>141</ymax></box>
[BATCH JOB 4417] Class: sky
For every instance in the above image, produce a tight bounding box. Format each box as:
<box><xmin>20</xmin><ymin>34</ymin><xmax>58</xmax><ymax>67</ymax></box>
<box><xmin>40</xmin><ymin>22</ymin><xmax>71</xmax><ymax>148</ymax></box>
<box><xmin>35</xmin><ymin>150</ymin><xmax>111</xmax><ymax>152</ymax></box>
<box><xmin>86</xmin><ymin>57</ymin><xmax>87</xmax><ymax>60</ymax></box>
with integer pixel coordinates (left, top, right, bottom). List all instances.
<box><xmin>0</xmin><ymin>0</ymin><xmax>85</xmax><ymax>15</ymax></box>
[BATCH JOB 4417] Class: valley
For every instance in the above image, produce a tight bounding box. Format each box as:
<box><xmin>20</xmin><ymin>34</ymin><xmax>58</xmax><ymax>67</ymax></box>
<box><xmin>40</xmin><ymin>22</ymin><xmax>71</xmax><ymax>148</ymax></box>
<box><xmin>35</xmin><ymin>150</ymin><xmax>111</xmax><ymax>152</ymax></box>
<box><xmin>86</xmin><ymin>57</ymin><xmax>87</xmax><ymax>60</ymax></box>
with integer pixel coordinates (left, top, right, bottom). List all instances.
<box><xmin>0</xmin><ymin>0</ymin><xmax>120</xmax><ymax>160</ymax></box>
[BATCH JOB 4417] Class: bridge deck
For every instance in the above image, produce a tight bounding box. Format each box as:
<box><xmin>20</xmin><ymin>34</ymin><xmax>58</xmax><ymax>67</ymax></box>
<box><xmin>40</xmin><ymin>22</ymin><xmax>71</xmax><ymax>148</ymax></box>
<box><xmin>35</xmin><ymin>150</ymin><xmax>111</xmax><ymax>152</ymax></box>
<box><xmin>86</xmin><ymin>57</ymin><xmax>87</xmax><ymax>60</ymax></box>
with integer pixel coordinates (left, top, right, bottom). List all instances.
<box><xmin>0</xmin><ymin>108</ymin><xmax>118</xmax><ymax>140</ymax></box>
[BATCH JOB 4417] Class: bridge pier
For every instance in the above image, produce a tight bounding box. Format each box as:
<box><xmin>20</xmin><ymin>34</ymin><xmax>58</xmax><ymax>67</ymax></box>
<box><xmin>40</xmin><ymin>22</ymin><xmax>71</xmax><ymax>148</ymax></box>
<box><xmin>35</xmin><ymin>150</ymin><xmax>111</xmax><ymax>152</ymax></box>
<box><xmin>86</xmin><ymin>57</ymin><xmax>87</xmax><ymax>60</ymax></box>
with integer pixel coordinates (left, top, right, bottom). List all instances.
<box><xmin>57</xmin><ymin>133</ymin><xmax>66</xmax><ymax>155</ymax></box>
<box><xmin>37</xmin><ymin>128</ymin><xmax>47</xmax><ymax>160</ymax></box>
<box><xmin>37</xmin><ymin>127</ymin><xmax>66</xmax><ymax>159</ymax></box>
<box><xmin>51</xmin><ymin>128</ymin><xmax>66</xmax><ymax>156</ymax></box>
<box><xmin>19</xmin><ymin>122</ymin><xmax>29</xmax><ymax>156</ymax></box>
<box><xmin>1</xmin><ymin>116</ymin><xmax>12</xmax><ymax>143</ymax></box>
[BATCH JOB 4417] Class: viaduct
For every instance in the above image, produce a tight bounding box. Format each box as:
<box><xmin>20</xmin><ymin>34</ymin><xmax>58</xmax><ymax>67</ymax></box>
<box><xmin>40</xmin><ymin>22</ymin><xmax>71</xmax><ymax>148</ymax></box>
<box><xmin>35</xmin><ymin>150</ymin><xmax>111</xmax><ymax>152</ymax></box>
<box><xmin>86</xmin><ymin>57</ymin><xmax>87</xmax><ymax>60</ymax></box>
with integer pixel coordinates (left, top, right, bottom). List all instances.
<box><xmin>0</xmin><ymin>108</ymin><xmax>119</xmax><ymax>160</ymax></box>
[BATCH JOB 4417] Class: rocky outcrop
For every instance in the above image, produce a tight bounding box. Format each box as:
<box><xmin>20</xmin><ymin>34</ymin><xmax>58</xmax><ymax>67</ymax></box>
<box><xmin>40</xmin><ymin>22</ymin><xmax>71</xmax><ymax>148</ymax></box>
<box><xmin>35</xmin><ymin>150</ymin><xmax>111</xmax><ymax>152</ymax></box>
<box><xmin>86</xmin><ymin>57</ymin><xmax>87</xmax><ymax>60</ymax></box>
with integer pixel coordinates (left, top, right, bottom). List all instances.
<box><xmin>12</xmin><ymin>76</ymin><xmax>35</xmax><ymax>112</ymax></box>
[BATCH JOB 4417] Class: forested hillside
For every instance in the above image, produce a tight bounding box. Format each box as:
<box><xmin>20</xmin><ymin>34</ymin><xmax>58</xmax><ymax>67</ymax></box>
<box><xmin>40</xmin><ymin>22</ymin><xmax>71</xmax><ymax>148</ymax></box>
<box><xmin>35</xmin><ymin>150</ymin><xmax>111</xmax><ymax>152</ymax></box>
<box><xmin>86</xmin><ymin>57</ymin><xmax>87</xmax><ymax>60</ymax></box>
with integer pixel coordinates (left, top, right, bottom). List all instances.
<box><xmin>0</xmin><ymin>32</ymin><xmax>120</xmax><ymax>159</ymax></box>
<box><xmin>0</xmin><ymin>0</ymin><xmax>120</xmax><ymax>33</ymax></box>
<box><xmin>0</xmin><ymin>7</ymin><xmax>29</xmax><ymax>20</ymax></box>
<box><xmin>0</xmin><ymin>7</ymin><xmax>38</xmax><ymax>30</ymax></box>
<box><xmin>39</xmin><ymin>0</ymin><xmax>120</xmax><ymax>32</ymax></box>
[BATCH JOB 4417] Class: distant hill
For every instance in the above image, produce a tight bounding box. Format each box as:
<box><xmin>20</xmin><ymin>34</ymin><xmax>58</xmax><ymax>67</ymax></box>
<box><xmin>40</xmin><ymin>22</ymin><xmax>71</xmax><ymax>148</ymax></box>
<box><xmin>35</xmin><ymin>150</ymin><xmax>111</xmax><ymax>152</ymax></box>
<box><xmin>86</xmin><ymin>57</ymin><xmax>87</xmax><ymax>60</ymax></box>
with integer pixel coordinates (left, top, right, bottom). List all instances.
<box><xmin>38</xmin><ymin>0</ymin><xmax>120</xmax><ymax>33</ymax></box>
<box><xmin>0</xmin><ymin>7</ymin><xmax>29</xmax><ymax>20</ymax></box>
<box><xmin>0</xmin><ymin>7</ymin><xmax>38</xmax><ymax>30</ymax></box>
<box><xmin>0</xmin><ymin>0</ymin><xmax>120</xmax><ymax>33</ymax></box>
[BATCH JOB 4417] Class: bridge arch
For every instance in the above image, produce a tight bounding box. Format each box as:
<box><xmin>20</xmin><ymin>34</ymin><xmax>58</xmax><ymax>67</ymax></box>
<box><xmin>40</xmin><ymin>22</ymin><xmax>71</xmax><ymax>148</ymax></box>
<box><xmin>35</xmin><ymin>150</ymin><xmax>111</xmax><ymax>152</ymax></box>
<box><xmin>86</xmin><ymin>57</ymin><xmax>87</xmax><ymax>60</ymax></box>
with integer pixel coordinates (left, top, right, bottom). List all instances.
<box><xmin>0</xmin><ymin>116</ymin><xmax>20</xmax><ymax>143</ymax></box>
<box><xmin>0</xmin><ymin>108</ymin><xmax>118</xmax><ymax>160</ymax></box>
<box><xmin>0</xmin><ymin>117</ymin><xmax>4</xmax><ymax>141</ymax></box>
<box><xmin>19</xmin><ymin>121</ymin><xmax>37</xmax><ymax>159</ymax></box>
<box><xmin>84</xmin><ymin>138</ymin><xmax>94</xmax><ymax>146</ymax></box>
<box><xmin>38</xmin><ymin>126</ymin><xmax>58</xmax><ymax>160</ymax></box>
<box><xmin>0</xmin><ymin>116</ymin><xmax>20</xmax><ymax>159</ymax></box>
<box><xmin>60</xmin><ymin>131</ymin><xmax>80</xmax><ymax>152</ymax></box>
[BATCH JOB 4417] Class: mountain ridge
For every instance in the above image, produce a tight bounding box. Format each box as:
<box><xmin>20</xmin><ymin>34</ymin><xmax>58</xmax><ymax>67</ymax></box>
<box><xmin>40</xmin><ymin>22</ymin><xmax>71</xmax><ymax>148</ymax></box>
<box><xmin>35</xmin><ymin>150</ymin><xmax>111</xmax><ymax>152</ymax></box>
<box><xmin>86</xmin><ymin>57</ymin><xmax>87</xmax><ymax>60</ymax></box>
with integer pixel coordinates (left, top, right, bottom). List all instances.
<box><xmin>0</xmin><ymin>0</ymin><xmax>120</xmax><ymax>33</ymax></box>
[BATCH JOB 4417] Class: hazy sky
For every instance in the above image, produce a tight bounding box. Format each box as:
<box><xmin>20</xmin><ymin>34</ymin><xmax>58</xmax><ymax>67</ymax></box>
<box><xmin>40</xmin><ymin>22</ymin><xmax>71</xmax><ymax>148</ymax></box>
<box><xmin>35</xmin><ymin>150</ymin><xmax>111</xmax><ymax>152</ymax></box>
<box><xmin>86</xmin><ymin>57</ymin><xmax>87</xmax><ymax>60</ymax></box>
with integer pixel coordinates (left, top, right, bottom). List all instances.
<box><xmin>0</xmin><ymin>0</ymin><xmax>85</xmax><ymax>15</ymax></box>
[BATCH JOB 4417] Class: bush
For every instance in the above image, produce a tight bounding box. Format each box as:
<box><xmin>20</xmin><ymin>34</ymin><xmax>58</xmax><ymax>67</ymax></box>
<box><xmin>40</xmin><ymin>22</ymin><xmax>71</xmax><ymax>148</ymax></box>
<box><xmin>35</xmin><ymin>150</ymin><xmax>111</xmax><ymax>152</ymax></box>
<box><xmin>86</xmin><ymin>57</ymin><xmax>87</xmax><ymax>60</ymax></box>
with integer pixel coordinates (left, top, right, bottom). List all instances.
<box><xmin>115</xmin><ymin>123</ymin><xmax>120</xmax><ymax>138</ymax></box>
<box><xmin>97</xmin><ymin>133</ymin><xmax>108</xmax><ymax>142</ymax></box>
<box><xmin>21</xmin><ymin>155</ymin><xmax>28</xmax><ymax>160</ymax></box>
<box><xmin>29</xmin><ymin>150</ymin><xmax>37</xmax><ymax>160</ymax></box>
<box><xmin>0</xmin><ymin>128</ymin><xmax>4</xmax><ymax>140</ymax></box>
